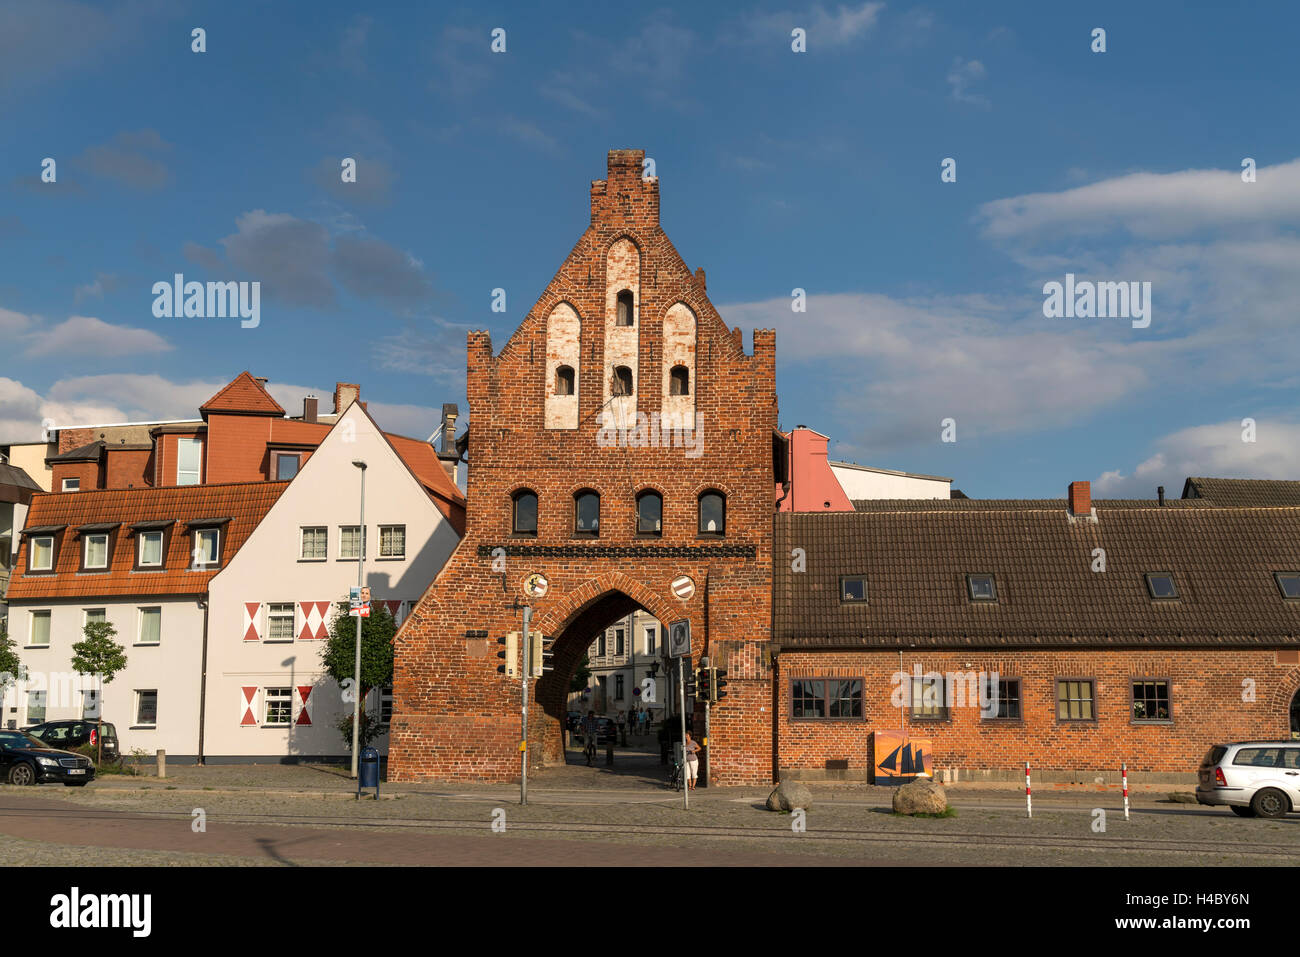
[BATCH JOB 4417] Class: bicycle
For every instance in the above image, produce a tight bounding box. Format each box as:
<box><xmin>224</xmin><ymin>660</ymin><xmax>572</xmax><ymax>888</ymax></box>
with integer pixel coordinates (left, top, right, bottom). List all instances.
<box><xmin>584</xmin><ymin>734</ymin><xmax>597</xmax><ymax>766</ymax></box>
<box><xmin>667</xmin><ymin>756</ymin><xmax>684</xmax><ymax>791</ymax></box>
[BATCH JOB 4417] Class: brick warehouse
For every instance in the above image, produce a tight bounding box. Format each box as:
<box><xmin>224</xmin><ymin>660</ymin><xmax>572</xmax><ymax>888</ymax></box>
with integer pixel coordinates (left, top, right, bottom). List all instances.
<box><xmin>389</xmin><ymin>150</ymin><xmax>1300</xmax><ymax>786</ymax></box>
<box><xmin>388</xmin><ymin>150</ymin><xmax>778</xmax><ymax>784</ymax></box>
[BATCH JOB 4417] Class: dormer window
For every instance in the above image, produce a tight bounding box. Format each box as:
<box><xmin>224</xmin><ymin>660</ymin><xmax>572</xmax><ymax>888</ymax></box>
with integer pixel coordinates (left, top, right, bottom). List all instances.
<box><xmin>192</xmin><ymin>528</ymin><xmax>221</xmax><ymax>568</ymax></box>
<box><xmin>555</xmin><ymin>365</ymin><xmax>575</xmax><ymax>396</ymax></box>
<box><xmin>83</xmin><ymin>533</ymin><xmax>109</xmax><ymax>570</ymax></box>
<box><xmin>616</xmin><ymin>290</ymin><xmax>634</xmax><ymax>327</ymax></box>
<box><xmin>1144</xmin><ymin>572</ymin><xmax>1178</xmax><ymax>599</ymax></box>
<box><xmin>138</xmin><ymin>531</ymin><xmax>165</xmax><ymax>567</ymax></box>
<box><xmin>612</xmin><ymin>366</ymin><xmax>633</xmax><ymax>396</ymax></box>
<box><xmin>967</xmin><ymin>573</ymin><xmax>997</xmax><ymax>602</ymax></box>
<box><xmin>62</xmin><ymin>478</ymin><xmax>80</xmax><ymax>492</ymax></box>
<box><xmin>840</xmin><ymin>575</ymin><xmax>868</xmax><ymax>603</ymax></box>
<box><xmin>670</xmin><ymin>366</ymin><xmax>690</xmax><ymax>396</ymax></box>
<box><xmin>29</xmin><ymin>535</ymin><xmax>54</xmax><ymax>572</ymax></box>
<box><xmin>274</xmin><ymin>452</ymin><xmax>301</xmax><ymax>481</ymax></box>
<box><xmin>1274</xmin><ymin>572</ymin><xmax>1300</xmax><ymax>600</ymax></box>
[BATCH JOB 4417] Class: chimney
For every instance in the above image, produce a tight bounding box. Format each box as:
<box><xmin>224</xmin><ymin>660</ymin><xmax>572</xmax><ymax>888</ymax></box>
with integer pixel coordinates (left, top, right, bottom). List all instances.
<box><xmin>1157</xmin><ymin>485</ymin><xmax>1165</xmax><ymax>506</ymax></box>
<box><xmin>1068</xmin><ymin>480</ymin><xmax>1091</xmax><ymax>517</ymax></box>
<box><xmin>333</xmin><ymin>382</ymin><xmax>361</xmax><ymax>415</ymax></box>
<box><xmin>303</xmin><ymin>395</ymin><xmax>318</xmax><ymax>424</ymax></box>
<box><xmin>253</xmin><ymin>376</ymin><xmax>269</xmax><ymax>388</ymax></box>
<box><xmin>437</xmin><ymin>403</ymin><xmax>460</xmax><ymax>480</ymax></box>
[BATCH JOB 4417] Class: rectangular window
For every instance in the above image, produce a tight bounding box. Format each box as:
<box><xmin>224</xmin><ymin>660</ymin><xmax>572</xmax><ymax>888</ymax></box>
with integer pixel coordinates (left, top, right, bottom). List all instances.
<box><xmin>177</xmin><ymin>437</ymin><xmax>202</xmax><ymax>486</ymax></box>
<box><xmin>379</xmin><ymin>525</ymin><xmax>406</xmax><ymax>558</ymax></box>
<box><xmin>615</xmin><ymin>628</ymin><xmax>625</xmax><ymax>657</ymax></box>
<box><xmin>84</xmin><ymin>608</ymin><xmax>106</xmax><ymax>627</ymax></box>
<box><xmin>645</xmin><ymin>627</ymin><xmax>656</xmax><ymax>656</ymax></box>
<box><xmin>911</xmin><ymin>675</ymin><xmax>948</xmax><ymax>720</ymax></box>
<box><xmin>267</xmin><ymin>603</ymin><xmax>296</xmax><ymax>642</ymax></box>
<box><xmin>966</xmin><ymin>573</ymin><xmax>998</xmax><ymax>602</ymax></box>
<box><xmin>339</xmin><ymin>526</ymin><xmax>366</xmax><ymax>560</ymax></box>
<box><xmin>264</xmin><ymin>687</ymin><xmax>292</xmax><ymax>726</ymax></box>
<box><xmin>827</xmin><ymin>679</ymin><xmax>863</xmax><ymax>718</ymax></box>
<box><xmin>1131</xmin><ymin>679</ymin><xmax>1171</xmax><ymax>722</ymax></box>
<box><xmin>138</xmin><ymin>530</ymin><xmax>164</xmax><ymax>567</ymax></box>
<box><xmin>1233</xmin><ymin>747</ymin><xmax>1282</xmax><ymax>768</ymax></box>
<box><xmin>597</xmin><ymin>635</ymin><xmax>606</xmax><ymax>658</ymax></box>
<box><xmin>615</xmin><ymin>674</ymin><xmax>625</xmax><ymax>700</ymax></box>
<box><xmin>135</xmin><ymin>690</ymin><xmax>158</xmax><ymax>727</ymax></box>
<box><xmin>380</xmin><ymin>684</ymin><xmax>394</xmax><ymax>724</ymax></box>
<box><xmin>26</xmin><ymin>691</ymin><xmax>46</xmax><ymax>725</ymax></box>
<box><xmin>29</xmin><ymin>536</ymin><xmax>54</xmax><ymax>571</ymax></box>
<box><xmin>791</xmin><ymin>679</ymin><xmax>826</xmax><ymax>719</ymax></box>
<box><xmin>300</xmin><ymin>526</ymin><xmax>327</xmax><ymax>560</ymax></box>
<box><xmin>1273</xmin><ymin>571</ymin><xmax>1300</xmax><ymax>600</ymax></box>
<box><xmin>83</xmin><ymin>533</ymin><xmax>109</xmax><ymax>570</ymax></box>
<box><xmin>981</xmin><ymin>676</ymin><xmax>1022</xmax><ymax>720</ymax></box>
<box><xmin>840</xmin><ymin>575</ymin><xmax>868</xmax><ymax>603</ymax></box>
<box><xmin>194</xmin><ymin>528</ymin><xmax>220</xmax><ymax>566</ymax></box>
<box><xmin>137</xmin><ymin>607</ymin><xmax>162</xmax><ymax>645</ymax></box>
<box><xmin>28</xmin><ymin>610</ymin><xmax>51</xmax><ymax>647</ymax></box>
<box><xmin>1057</xmin><ymin>679</ymin><xmax>1096</xmax><ymax>721</ymax></box>
<box><xmin>1144</xmin><ymin>572</ymin><xmax>1178</xmax><ymax>600</ymax></box>
<box><xmin>275</xmin><ymin>453</ymin><xmax>300</xmax><ymax>481</ymax></box>
<box><xmin>62</xmin><ymin>477</ymin><xmax>80</xmax><ymax>492</ymax></box>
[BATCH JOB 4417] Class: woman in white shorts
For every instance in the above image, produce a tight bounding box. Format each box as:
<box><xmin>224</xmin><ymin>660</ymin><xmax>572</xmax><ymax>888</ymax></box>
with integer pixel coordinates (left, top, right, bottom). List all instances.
<box><xmin>683</xmin><ymin>731</ymin><xmax>702</xmax><ymax>789</ymax></box>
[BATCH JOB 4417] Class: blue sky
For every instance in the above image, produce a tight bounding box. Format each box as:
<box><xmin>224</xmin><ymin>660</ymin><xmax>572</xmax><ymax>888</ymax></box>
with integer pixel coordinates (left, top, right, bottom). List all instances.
<box><xmin>2</xmin><ymin>0</ymin><xmax>1298</xmax><ymax>497</ymax></box>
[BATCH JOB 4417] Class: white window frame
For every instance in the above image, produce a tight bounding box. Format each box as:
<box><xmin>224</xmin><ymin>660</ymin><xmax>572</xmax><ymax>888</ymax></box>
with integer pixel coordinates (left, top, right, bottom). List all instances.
<box><xmin>300</xmin><ymin>526</ymin><xmax>327</xmax><ymax>561</ymax></box>
<box><xmin>138</xmin><ymin>530</ymin><xmax>164</xmax><ymax>567</ymax></box>
<box><xmin>83</xmin><ymin>608</ymin><xmax>107</xmax><ymax>628</ymax></box>
<box><xmin>62</xmin><ymin>477</ymin><xmax>80</xmax><ymax>492</ymax></box>
<box><xmin>29</xmin><ymin>535</ymin><xmax>54</xmax><ymax>571</ymax></box>
<box><xmin>176</xmin><ymin>437</ymin><xmax>202</xmax><ymax>486</ymax></box>
<box><xmin>265</xmin><ymin>603</ymin><xmax>296</xmax><ymax>643</ymax></box>
<box><xmin>136</xmin><ymin>606</ymin><xmax>162</xmax><ymax>646</ymax></box>
<box><xmin>192</xmin><ymin>528</ymin><xmax>220</xmax><ymax>567</ymax></box>
<box><xmin>263</xmin><ymin>687</ymin><xmax>293</xmax><ymax>726</ymax></box>
<box><xmin>28</xmin><ymin>610</ymin><xmax>51</xmax><ymax>648</ymax></box>
<box><xmin>378</xmin><ymin>524</ymin><xmax>406</xmax><ymax>559</ymax></box>
<box><xmin>339</xmin><ymin>525</ymin><xmax>366</xmax><ymax>561</ymax></box>
<box><xmin>134</xmin><ymin>690</ymin><xmax>158</xmax><ymax>728</ymax></box>
<box><xmin>83</xmin><ymin>533</ymin><xmax>109</xmax><ymax>570</ymax></box>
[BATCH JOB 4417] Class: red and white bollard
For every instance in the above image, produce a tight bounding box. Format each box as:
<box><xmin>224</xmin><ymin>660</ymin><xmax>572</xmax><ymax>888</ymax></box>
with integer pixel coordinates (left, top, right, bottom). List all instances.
<box><xmin>1122</xmin><ymin>762</ymin><xmax>1129</xmax><ymax>821</ymax></box>
<box><xmin>1025</xmin><ymin>761</ymin><xmax>1032</xmax><ymax>819</ymax></box>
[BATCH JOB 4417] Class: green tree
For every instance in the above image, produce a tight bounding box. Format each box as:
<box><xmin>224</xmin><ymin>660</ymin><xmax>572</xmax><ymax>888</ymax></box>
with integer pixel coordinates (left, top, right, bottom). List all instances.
<box><xmin>0</xmin><ymin>628</ymin><xmax>24</xmax><ymax>698</ymax></box>
<box><xmin>70</xmin><ymin>620</ymin><xmax>128</xmax><ymax>764</ymax></box>
<box><xmin>320</xmin><ymin>601</ymin><xmax>396</xmax><ymax>750</ymax></box>
<box><xmin>570</xmin><ymin>653</ymin><xmax>591</xmax><ymax>693</ymax></box>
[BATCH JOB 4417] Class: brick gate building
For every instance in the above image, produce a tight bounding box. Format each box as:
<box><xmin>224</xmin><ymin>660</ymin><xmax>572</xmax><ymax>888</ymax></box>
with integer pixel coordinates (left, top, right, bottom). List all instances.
<box><xmin>388</xmin><ymin>150</ymin><xmax>777</xmax><ymax>784</ymax></box>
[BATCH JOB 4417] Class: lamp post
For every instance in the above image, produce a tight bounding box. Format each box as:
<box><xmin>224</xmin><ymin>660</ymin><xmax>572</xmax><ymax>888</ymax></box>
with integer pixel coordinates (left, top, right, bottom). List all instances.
<box><xmin>349</xmin><ymin>459</ymin><xmax>367</xmax><ymax>778</ymax></box>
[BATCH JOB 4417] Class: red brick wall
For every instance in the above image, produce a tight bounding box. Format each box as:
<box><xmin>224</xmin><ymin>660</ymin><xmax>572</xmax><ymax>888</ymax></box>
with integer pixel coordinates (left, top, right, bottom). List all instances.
<box><xmin>777</xmin><ymin>649</ymin><xmax>1300</xmax><ymax>776</ymax></box>
<box><xmin>204</xmin><ymin>414</ymin><xmax>272</xmax><ymax>484</ymax></box>
<box><xmin>105</xmin><ymin>449</ymin><xmax>153</xmax><ymax>488</ymax></box>
<box><xmin>156</xmin><ymin>432</ymin><xmax>205</xmax><ymax>486</ymax></box>
<box><xmin>51</xmin><ymin>460</ymin><xmax>100</xmax><ymax>492</ymax></box>
<box><xmin>389</xmin><ymin>150</ymin><xmax>777</xmax><ymax>785</ymax></box>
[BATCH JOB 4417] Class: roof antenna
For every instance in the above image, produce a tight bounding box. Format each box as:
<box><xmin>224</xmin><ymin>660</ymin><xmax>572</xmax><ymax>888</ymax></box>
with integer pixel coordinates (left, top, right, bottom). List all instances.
<box><xmin>1157</xmin><ymin>486</ymin><xmax>1165</xmax><ymax>506</ymax></box>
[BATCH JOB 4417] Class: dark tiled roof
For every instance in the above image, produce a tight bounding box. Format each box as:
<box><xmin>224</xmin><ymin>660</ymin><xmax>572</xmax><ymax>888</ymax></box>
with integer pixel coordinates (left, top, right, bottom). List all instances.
<box><xmin>852</xmin><ymin>497</ymin><xmax>1211</xmax><ymax>511</ymax></box>
<box><xmin>0</xmin><ymin>462</ymin><xmax>42</xmax><ymax>496</ymax></box>
<box><xmin>7</xmin><ymin>482</ymin><xmax>286</xmax><ymax>600</ymax></box>
<box><xmin>47</xmin><ymin>440</ymin><xmax>104</xmax><ymax>463</ymax></box>
<box><xmin>1182</xmin><ymin>477</ymin><xmax>1300</xmax><ymax>507</ymax></box>
<box><xmin>775</xmin><ymin>502</ymin><xmax>1300</xmax><ymax>649</ymax></box>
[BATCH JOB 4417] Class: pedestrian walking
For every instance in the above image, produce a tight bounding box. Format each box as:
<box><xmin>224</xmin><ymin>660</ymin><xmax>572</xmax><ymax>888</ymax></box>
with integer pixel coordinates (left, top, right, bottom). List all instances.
<box><xmin>582</xmin><ymin>710</ymin><xmax>598</xmax><ymax>766</ymax></box>
<box><xmin>683</xmin><ymin>730</ymin><xmax>702</xmax><ymax>790</ymax></box>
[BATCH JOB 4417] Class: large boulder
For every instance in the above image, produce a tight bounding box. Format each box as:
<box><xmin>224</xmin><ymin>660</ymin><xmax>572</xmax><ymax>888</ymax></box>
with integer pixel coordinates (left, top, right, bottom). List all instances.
<box><xmin>767</xmin><ymin>780</ymin><xmax>813</xmax><ymax>812</ymax></box>
<box><xmin>892</xmin><ymin>778</ymin><xmax>948</xmax><ymax>815</ymax></box>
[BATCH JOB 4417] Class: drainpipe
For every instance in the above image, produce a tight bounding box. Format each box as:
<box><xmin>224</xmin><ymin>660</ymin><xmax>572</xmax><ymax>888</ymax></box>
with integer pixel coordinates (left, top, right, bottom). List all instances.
<box><xmin>197</xmin><ymin>597</ymin><xmax>210</xmax><ymax>765</ymax></box>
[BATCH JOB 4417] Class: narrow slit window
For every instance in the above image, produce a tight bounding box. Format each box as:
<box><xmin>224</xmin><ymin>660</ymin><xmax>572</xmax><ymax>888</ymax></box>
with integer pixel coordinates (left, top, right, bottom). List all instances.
<box><xmin>670</xmin><ymin>366</ymin><xmax>690</xmax><ymax>396</ymax></box>
<box><xmin>555</xmin><ymin>365</ymin><xmax>575</xmax><ymax>396</ymax></box>
<box><xmin>616</xmin><ymin>290</ymin><xmax>634</xmax><ymax>327</ymax></box>
<box><xmin>612</xmin><ymin>366</ymin><xmax>633</xmax><ymax>396</ymax></box>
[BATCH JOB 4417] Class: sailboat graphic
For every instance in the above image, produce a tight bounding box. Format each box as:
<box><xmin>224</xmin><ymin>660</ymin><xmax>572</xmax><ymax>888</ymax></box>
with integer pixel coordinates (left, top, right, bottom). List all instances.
<box><xmin>873</xmin><ymin>732</ymin><xmax>933</xmax><ymax>783</ymax></box>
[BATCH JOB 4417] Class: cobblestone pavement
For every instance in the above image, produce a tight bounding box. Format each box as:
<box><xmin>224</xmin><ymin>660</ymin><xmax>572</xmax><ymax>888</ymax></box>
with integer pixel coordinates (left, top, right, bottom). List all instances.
<box><xmin>5</xmin><ymin>753</ymin><xmax>1296</xmax><ymax>866</ymax></box>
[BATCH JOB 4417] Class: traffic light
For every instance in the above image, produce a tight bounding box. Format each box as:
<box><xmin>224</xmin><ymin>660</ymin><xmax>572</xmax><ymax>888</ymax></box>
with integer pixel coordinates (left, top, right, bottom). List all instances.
<box><xmin>684</xmin><ymin>669</ymin><xmax>697</xmax><ymax>698</ymax></box>
<box><xmin>697</xmin><ymin>668</ymin><xmax>711</xmax><ymax>700</ymax></box>
<box><xmin>496</xmin><ymin>631</ymin><xmax>519</xmax><ymax>677</ymax></box>
<box><xmin>713</xmin><ymin>667</ymin><xmax>728</xmax><ymax>702</ymax></box>
<box><xmin>530</xmin><ymin>633</ymin><xmax>555</xmax><ymax>678</ymax></box>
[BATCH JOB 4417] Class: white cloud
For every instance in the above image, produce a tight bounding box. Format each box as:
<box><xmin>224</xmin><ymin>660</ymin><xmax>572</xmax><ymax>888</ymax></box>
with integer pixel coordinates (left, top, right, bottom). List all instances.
<box><xmin>1094</xmin><ymin>419</ymin><xmax>1300</xmax><ymax>498</ymax></box>
<box><xmin>23</xmin><ymin>315</ymin><xmax>170</xmax><ymax>359</ymax></box>
<box><xmin>977</xmin><ymin>158</ymin><xmax>1300</xmax><ymax>242</ymax></box>
<box><xmin>947</xmin><ymin>57</ymin><xmax>989</xmax><ymax>108</ymax></box>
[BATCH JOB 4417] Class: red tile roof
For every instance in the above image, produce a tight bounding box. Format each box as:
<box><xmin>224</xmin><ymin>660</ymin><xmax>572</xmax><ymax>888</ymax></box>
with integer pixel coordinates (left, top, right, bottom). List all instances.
<box><xmin>200</xmin><ymin>371</ymin><xmax>285</xmax><ymax>416</ymax></box>
<box><xmin>6</xmin><ymin>482</ymin><xmax>287</xmax><ymax>600</ymax></box>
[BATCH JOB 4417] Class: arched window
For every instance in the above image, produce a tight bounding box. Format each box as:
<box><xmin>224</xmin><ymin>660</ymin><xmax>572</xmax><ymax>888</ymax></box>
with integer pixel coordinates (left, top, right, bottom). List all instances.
<box><xmin>555</xmin><ymin>365</ymin><xmax>575</xmax><ymax>395</ymax></box>
<box><xmin>574</xmin><ymin>490</ymin><xmax>600</xmax><ymax>536</ymax></box>
<box><xmin>670</xmin><ymin>365</ymin><xmax>690</xmax><ymax>396</ymax></box>
<box><xmin>512</xmin><ymin>490</ymin><xmax>538</xmax><ymax>536</ymax></box>
<box><xmin>616</xmin><ymin>290</ymin><xmax>634</xmax><ymax>327</ymax></box>
<box><xmin>612</xmin><ymin>366</ymin><xmax>634</xmax><ymax>396</ymax></box>
<box><xmin>636</xmin><ymin>490</ymin><xmax>662</xmax><ymax>536</ymax></box>
<box><xmin>698</xmin><ymin>490</ymin><xmax>726</xmax><ymax>536</ymax></box>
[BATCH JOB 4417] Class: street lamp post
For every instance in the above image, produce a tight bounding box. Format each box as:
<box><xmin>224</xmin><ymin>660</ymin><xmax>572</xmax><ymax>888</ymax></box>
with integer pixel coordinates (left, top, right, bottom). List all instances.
<box><xmin>349</xmin><ymin>459</ymin><xmax>367</xmax><ymax>778</ymax></box>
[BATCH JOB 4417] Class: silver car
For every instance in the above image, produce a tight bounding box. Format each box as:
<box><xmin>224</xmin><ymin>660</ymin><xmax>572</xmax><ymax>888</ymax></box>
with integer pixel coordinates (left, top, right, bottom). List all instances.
<box><xmin>1196</xmin><ymin>741</ymin><xmax>1300</xmax><ymax>818</ymax></box>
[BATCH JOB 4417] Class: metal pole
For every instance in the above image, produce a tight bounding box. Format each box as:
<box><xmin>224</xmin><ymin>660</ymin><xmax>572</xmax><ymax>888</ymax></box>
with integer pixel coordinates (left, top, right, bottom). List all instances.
<box><xmin>350</xmin><ymin>463</ymin><xmax>366</xmax><ymax>778</ymax></box>
<box><xmin>1122</xmin><ymin>762</ymin><xmax>1129</xmax><ymax>821</ymax></box>
<box><xmin>701</xmin><ymin>655</ymin><xmax>709</xmax><ymax>790</ymax></box>
<box><xmin>1025</xmin><ymin>761</ymin><xmax>1032</xmax><ymax>819</ymax></box>
<box><xmin>679</xmin><ymin>656</ymin><xmax>688</xmax><ymax>810</ymax></box>
<box><xmin>521</xmin><ymin>605</ymin><xmax>530</xmax><ymax>806</ymax></box>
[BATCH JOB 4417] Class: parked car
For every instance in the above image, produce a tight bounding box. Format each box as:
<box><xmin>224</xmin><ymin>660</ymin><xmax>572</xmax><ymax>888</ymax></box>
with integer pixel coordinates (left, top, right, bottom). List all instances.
<box><xmin>0</xmin><ymin>730</ymin><xmax>96</xmax><ymax>786</ymax></box>
<box><xmin>1196</xmin><ymin>741</ymin><xmax>1300</xmax><ymax>818</ymax></box>
<box><xmin>27</xmin><ymin>720</ymin><xmax>119</xmax><ymax>762</ymax></box>
<box><xmin>594</xmin><ymin>717</ymin><xmax>617</xmax><ymax>746</ymax></box>
<box><xmin>566</xmin><ymin>711</ymin><xmax>584</xmax><ymax>733</ymax></box>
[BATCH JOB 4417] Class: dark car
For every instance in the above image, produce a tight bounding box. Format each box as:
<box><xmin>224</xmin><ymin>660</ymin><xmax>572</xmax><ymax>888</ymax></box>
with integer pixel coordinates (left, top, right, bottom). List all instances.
<box><xmin>0</xmin><ymin>730</ymin><xmax>96</xmax><ymax>786</ymax></box>
<box><xmin>594</xmin><ymin>717</ymin><xmax>617</xmax><ymax>746</ymax></box>
<box><xmin>27</xmin><ymin>720</ymin><xmax>119</xmax><ymax>762</ymax></box>
<box><xmin>566</xmin><ymin>711</ymin><xmax>583</xmax><ymax>733</ymax></box>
